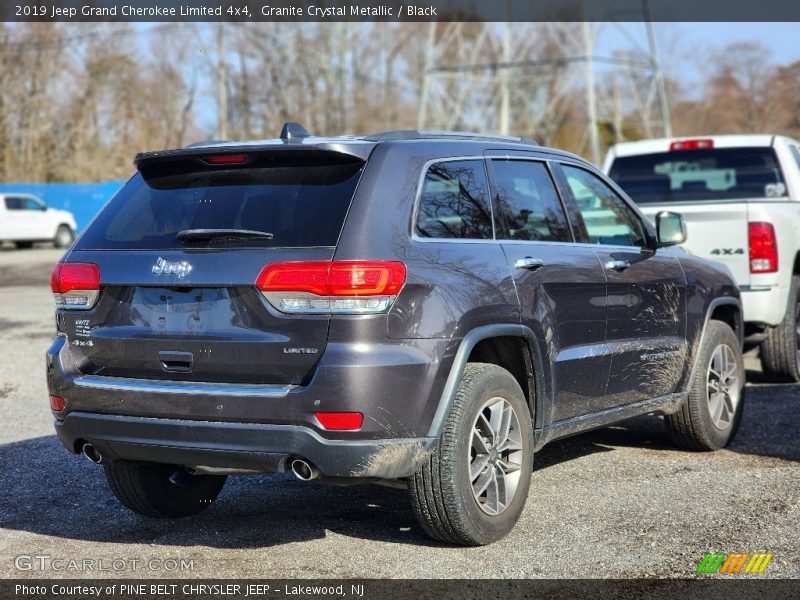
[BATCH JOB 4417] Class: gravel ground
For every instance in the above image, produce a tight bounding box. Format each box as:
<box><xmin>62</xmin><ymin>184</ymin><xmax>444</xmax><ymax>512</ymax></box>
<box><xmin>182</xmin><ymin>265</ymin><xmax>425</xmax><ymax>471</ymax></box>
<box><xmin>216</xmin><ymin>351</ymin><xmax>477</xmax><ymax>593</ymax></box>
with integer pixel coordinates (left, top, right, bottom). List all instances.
<box><xmin>0</xmin><ymin>248</ymin><xmax>797</xmax><ymax>579</ymax></box>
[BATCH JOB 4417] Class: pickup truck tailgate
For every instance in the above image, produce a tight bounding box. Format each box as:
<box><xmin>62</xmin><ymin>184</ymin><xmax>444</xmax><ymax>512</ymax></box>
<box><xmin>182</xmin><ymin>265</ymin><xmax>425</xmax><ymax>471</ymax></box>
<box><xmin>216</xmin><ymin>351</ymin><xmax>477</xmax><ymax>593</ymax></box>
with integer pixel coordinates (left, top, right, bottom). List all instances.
<box><xmin>639</xmin><ymin>202</ymin><xmax>750</xmax><ymax>287</ymax></box>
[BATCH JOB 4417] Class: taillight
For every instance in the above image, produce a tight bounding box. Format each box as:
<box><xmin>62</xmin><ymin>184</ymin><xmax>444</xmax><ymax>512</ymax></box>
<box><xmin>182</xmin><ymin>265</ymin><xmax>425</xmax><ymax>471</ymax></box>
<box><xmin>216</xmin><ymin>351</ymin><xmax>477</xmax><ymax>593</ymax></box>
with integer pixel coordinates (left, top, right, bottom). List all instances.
<box><xmin>51</xmin><ymin>263</ymin><xmax>100</xmax><ymax>309</ymax></box>
<box><xmin>315</xmin><ymin>412</ymin><xmax>363</xmax><ymax>431</ymax></box>
<box><xmin>257</xmin><ymin>260</ymin><xmax>406</xmax><ymax>314</ymax></box>
<box><xmin>670</xmin><ymin>139</ymin><xmax>714</xmax><ymax>151</ymax></box>
<box><xmin>202</xmin><ymin>154</ymin><xmax>248</xmax><ymax>165</ymax></box>
<box><xmin>749</xmin><ymin>222</ymin><xmax>778</xmax><ymax>274</ymax></box>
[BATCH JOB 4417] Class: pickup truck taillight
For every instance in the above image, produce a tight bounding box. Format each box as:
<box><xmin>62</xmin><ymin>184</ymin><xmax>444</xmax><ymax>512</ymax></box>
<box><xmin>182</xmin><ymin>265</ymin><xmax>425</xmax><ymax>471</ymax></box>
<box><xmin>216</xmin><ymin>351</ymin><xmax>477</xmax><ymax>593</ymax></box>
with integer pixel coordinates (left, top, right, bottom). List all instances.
<box><xmin>748</xmin><ymin>222</ymin><xmax>778</xmax><ymax>274</ymax></box>
<box><xmin>51</xmin><ymin>263</ymin><xmax>100</xmax><ymax>309</ymax></box>
<box><xmin>257</xmin><ymin>260</ymin><xmax>407</xmax><ymax>314</ymax></box>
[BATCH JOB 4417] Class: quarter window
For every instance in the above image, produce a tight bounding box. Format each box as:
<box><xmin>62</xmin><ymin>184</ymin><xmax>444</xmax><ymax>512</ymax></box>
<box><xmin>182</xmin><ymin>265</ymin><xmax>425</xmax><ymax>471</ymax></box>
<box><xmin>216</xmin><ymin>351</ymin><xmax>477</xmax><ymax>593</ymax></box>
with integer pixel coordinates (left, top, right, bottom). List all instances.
<box><xmin>561</xmin><ymin>164</ymin><xmax>646</xmax><ymax>247</ymax></box>
<box><xmin>489</xmin><ymin>159</ymin><xmax>571</xmax><ymax>242</ymax></box>
<box><xmin>415</xmin><ymin>160</ymin><xmax>493</xmax><ymax>239</ymax></box>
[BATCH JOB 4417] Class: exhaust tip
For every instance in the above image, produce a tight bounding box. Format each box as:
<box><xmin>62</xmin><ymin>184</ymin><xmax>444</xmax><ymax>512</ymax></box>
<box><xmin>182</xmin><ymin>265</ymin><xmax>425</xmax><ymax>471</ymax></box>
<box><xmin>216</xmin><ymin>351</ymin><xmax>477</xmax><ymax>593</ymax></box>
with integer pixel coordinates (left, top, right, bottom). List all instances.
<box><xmin>290</xmin><ymin>458</ymin><xmax>319</xmax><ymax>481</ymax></box>
<box><xmin>82</xmin><ymin>443</ymin><xmax>102</xmax><ymax>464</ymax></box>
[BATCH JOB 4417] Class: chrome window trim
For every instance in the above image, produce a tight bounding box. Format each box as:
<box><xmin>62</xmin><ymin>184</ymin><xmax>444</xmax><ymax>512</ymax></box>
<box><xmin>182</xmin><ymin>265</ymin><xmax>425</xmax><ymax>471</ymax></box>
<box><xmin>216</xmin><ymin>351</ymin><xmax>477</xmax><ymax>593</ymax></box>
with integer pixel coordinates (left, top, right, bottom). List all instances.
<box><xmin>74</xmin><ymin>375</ymin><xmax>297</xmax><ymax>398</ymax></box>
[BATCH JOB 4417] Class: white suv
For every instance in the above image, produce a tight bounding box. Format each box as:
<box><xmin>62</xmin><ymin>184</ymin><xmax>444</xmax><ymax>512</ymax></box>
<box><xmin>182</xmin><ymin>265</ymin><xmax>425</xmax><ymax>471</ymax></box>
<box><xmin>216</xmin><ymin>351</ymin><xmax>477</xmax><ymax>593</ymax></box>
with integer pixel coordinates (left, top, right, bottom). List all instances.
<box><xmin>604</xmin><ymin>134</ymin><xmax>800</xmax><ymax>381</ymax></box>
<box><xmin>0</xmin><ymin>193</ymin><xmax>77</xmax><ymax>249</ymax></box>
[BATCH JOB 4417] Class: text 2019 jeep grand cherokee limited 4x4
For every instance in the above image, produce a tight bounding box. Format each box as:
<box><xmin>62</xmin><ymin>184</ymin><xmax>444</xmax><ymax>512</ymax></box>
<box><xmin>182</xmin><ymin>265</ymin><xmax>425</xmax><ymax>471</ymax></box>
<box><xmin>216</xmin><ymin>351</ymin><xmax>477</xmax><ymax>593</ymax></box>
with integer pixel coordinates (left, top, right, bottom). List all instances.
<box><xmin>47</xmin><ymin>125</ymin><xmax>744</xmax><ymax>545</ymax></box>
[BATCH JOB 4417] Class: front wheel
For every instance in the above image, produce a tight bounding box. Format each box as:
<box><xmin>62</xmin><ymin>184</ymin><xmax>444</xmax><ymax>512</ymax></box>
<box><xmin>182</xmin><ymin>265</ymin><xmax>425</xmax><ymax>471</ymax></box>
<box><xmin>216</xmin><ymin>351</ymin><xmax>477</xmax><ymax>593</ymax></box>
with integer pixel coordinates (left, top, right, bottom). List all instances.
<box><xmin>104</xmin><ymin>461</ymin><xmax>226</xmax><ymax>518</ymax></box>
<box><xmin>665</xmin><ymin>320</ymin><xmax>744</xmax><ymax>450</ymax></box>
<box><xmin>408</xmin><ymin>363</ymin><xmax>534</xmax><ymax>545</ymax></box>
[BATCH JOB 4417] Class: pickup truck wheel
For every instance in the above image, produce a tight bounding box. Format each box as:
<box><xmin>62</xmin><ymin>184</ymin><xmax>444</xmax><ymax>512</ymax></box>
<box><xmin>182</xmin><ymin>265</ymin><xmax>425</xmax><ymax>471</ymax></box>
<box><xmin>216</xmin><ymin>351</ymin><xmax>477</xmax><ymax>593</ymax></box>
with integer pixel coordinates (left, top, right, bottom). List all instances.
<box><xmin>408</xmin><ymin>363</ymin><xmax>533</xmax><ymax>546</ymax></box>
<box><xmin>54</xmin><ymin>225</ymin><xmax>74</xmax><ymax>248</ymax></box>
<box><xmin>665</xmin><ymin>321</ymin><xmax>744</xmax><ymax>450</ymax></box>
<box><xmin>760</xmin><ymin>276</ymin><xmax>800</xmax><ymax>382</ymax></box>
<box><xmin>104</xmin><ymin>461</ymin><xmax>226</xmax><ymax>518</ymax></box>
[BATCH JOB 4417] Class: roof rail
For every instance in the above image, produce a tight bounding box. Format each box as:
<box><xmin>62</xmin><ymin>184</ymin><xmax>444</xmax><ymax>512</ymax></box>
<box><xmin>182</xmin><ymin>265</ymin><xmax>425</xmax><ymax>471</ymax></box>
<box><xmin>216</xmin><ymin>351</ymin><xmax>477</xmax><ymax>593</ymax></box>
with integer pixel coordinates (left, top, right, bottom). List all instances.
<box><xmin>364</xmin><ymin>129</ymin><xmax>537</xmax><ymax>145</ymax></box>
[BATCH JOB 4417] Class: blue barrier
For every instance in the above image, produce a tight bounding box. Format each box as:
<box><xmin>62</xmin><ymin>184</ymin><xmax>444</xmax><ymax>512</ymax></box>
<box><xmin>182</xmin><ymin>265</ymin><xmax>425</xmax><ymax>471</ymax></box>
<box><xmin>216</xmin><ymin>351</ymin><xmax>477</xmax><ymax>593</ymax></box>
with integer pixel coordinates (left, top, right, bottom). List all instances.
<box><xmin>0</xmin><ymin>181</ymin><xmax>126</xmax><ymax>233</ymax></box>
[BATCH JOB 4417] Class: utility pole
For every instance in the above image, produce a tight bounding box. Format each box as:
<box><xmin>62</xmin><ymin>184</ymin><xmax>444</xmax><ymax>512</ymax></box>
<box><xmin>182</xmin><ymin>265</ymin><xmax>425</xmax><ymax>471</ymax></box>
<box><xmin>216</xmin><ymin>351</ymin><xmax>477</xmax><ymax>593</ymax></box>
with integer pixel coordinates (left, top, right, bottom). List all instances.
<box><xmin>499</xmin><ymin>21</ymin><xmax>511</xmax><ymax>135</ymax></box>
<box><xmin>582</xmin><ymin>21</ymin><xmax>601</xmax><ymax>165</ymax></box>
<box><xmin>643</xmin><ymin>13</ymin><xmax>672</xmax><ymax>137</ymax></box>
<box><xmin>216</xmin><ymin>23</ymin><xmax>228</xmax><ymax>140</ymax></box>
<box><xmin>417</xmin><ymin>23</ymin><xmax>436</xmax><ymax>130</ymax></box>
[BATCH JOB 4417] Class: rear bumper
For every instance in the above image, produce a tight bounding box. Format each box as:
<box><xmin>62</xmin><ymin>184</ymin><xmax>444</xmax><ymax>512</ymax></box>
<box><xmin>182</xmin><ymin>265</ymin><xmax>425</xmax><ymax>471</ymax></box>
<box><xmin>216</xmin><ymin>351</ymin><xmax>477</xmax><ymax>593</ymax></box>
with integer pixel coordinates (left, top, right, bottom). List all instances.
<box><xmin>47</xmin><ymin>333</ymin><xmax>448</xmax><ymax>478</ymax></box>
<box><xmin>740</xmin><ymin>284</ymin><xmax>787</xmax><ymax>327</ymax></box>
<box><xmin>55</xmin><ymin>411</ymin><xmax>436</xmax><ymax>478</ymax></box>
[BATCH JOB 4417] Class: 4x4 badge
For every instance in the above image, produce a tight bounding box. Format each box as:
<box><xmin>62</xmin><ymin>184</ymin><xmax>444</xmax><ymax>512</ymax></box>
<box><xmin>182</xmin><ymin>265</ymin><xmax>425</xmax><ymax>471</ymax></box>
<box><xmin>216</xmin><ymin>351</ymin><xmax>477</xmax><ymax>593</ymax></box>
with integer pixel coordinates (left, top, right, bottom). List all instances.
<box><xmin>152</xmin><ymin>257</ymin><xmax>193</xmax><ymax>278</ymax></box>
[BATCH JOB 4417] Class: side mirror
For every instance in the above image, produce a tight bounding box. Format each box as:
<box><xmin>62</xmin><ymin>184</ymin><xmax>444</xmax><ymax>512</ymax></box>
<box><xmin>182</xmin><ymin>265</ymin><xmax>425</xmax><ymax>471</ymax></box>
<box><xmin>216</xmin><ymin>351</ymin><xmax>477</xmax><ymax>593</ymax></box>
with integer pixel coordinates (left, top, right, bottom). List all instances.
<box><xmin>656</xmin><ymin>211</ymin><xmax>687</xmax><ymax>247</ymax></box>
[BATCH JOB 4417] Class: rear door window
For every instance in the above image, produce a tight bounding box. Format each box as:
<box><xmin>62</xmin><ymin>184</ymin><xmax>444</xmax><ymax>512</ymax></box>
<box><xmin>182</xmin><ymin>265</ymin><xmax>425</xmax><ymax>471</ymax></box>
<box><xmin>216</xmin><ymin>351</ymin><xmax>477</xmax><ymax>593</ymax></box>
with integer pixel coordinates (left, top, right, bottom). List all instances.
<box><xmin>415</xmin><ymin>160</ymin><xmax>493</xmax><ymax>239</ymax></box>
<box><xmin>75</xmin><ymin>153</ymin><xmax>365</xmax><ymax>250</ymax></box>
<box><xmin>487</xmin><ymin>159</ymin><xmax>571</xmax><ymax>242</ymax></box>
<box><xmin>609</xmin><ymin>147</ymin><xmax>787</xmax><ymax>203</ymax></box>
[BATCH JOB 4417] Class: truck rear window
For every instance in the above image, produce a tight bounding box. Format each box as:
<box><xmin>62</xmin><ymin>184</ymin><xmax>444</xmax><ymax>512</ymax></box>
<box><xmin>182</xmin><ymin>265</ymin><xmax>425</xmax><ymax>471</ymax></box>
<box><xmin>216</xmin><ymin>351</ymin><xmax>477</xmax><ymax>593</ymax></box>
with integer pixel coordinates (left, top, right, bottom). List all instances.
<box><xmin>608</xmin><ymin>147</ymin><xmax>787</xmax><ymax>204</ymax></box>
<box><xmin>75</xmin><ymin>153</ymin><xmax>364</xmax><ymax>250</ymax></box>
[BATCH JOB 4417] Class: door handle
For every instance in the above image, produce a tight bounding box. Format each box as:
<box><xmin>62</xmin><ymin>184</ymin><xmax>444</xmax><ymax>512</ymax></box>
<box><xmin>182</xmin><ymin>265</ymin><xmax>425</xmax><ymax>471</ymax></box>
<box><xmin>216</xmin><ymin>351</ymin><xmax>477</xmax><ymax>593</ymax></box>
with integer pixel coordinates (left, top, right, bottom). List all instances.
<box><xmin>605</xmin><ymin>259</ymin><xmax>631</xmax><ymax>271</ymax></box>
<box><xmin>514</xmin><ymin>257</ymin><xmax>545</xmax><ymax>270</ymax></box>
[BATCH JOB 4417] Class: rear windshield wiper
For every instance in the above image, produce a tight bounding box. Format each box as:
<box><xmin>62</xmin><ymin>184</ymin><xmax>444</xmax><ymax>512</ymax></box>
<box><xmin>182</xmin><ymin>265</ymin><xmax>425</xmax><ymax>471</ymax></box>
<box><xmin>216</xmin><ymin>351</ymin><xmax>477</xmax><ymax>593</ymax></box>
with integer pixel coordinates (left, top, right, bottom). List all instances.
<box><xmin>176</xmin><ymin>229</ymin><xmax>274</xmax><ymax>245</ymax></box>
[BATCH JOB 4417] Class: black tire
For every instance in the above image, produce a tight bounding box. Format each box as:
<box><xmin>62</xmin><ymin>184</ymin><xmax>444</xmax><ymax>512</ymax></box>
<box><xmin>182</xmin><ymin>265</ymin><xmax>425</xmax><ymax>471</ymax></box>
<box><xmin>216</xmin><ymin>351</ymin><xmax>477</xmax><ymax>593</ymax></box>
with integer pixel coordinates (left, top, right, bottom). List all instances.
<box><xmin>408</xmin><ymin>363</ymin><xmax>534</xmax><ymax>546</ymax></box>
<box><xmin>104</xmin><ymin>461</ymin><xmax>226</xmax><ymax>518</ymax></box>
<box><xmin>760</xmin><ymin>276</ymin><xmax>800</xmax><ymax>382</ymax></box>
<box><xmin>15</xmin><ymin>241</ymin><xmax>34</xmax><ymax>249</ymax></box>
<box><xmin>665</xmin><ymin>321</ymin><xmax>745</xmax><ymax>450</ymax></box>
<box><xmin>54</xmin><ymin>225</ymin><xmax>74</xmax><ymax>249</ymax></box>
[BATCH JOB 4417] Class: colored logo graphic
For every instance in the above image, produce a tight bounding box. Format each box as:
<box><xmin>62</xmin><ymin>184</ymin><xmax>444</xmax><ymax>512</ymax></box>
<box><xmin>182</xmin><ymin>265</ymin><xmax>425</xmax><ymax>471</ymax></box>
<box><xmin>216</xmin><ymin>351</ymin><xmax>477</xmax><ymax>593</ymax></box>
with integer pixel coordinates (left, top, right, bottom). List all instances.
<box><xmin>696</xmin><ymin>552</ymin><xmax>774</xmax><ymax>575</ymax></box>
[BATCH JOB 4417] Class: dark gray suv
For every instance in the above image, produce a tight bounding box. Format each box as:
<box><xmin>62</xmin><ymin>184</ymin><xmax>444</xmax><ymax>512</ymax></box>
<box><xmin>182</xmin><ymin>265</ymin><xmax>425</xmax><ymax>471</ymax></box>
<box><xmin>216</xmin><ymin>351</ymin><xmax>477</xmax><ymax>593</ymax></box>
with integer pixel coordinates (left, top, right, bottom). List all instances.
<box><xmin>47</xmin><ymin>125</ymin><xmax>744</xmax><ymax>545</ymax></box>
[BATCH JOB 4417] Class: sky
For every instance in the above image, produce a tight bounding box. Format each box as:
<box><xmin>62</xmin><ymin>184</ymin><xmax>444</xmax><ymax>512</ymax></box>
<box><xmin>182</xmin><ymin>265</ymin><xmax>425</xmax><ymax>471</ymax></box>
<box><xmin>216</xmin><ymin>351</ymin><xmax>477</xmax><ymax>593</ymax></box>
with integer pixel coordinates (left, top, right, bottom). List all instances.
<box><xmin>677</xmin><ymin>22</ymin><xmax>800</xmax><ymax>65</ymax></box>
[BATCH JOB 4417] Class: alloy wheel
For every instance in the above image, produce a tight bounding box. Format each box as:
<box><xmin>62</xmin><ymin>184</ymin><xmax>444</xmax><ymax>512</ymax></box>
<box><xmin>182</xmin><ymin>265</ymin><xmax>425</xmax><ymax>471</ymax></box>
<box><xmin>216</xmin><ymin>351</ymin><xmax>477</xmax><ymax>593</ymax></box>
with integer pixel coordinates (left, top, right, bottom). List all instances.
<box><xmin>706</xmin><ymin>344</ymin><xmax>741</xmax><ymax>430</ymax></box>
<box><xmin>469</xmin><ymin>396</ymin><xmax>524</xmax><ymax>515</ymax></box>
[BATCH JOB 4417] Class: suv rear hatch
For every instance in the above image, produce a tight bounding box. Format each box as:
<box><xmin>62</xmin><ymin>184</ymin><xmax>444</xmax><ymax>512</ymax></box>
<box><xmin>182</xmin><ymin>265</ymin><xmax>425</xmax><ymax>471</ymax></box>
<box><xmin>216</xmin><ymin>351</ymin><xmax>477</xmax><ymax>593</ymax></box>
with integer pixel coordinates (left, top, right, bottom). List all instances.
<box><xmin>60</xmin><ymin>148</ymin><xmax>368</xmax><ymax>385</ymax></box>
<box><xmin>607</xmin><ymin>143</ymin><xmax>787</xmax><ymax>286</ymax></box>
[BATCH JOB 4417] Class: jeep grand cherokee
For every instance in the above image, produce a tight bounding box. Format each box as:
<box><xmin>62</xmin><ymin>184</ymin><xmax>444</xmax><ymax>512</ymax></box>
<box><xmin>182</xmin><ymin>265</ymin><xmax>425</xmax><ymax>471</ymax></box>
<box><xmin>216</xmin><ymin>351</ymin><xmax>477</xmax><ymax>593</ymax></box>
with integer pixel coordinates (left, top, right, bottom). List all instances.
<box><xmin>47</xmin><ymin>124</ymin><xmax>744</xmax><ymax>545</ymax></box>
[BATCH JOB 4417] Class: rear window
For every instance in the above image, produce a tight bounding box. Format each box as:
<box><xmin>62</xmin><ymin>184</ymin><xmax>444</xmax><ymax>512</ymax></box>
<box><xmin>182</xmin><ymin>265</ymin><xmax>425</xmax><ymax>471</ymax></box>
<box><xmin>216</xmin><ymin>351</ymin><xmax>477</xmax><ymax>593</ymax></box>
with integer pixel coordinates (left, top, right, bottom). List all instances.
<box><xmin>609</xmin><ymin>147</ymin><xmax>787</xmax><ymax>204</ymax></box>
<box><xmin>75</xmin><ymin>153</ymin><xmax>364</xmax><ymax>250</ymax></box>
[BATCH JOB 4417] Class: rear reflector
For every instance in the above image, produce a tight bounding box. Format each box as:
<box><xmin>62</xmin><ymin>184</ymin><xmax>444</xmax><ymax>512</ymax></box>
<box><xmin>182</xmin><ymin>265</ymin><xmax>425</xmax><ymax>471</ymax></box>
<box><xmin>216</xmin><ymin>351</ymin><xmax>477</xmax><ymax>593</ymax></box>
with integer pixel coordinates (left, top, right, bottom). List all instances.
<box><xmin>49</xmin><ymin>395</ymin><xmax>66</xmax><ymax>412</ymax></box>
<box><xmin>257</xmin><ymin>260</ymin><xmax>406</xmax><ymax>314</ymax></box>
<box><xmin>749</xmin><ymin>222</ymin><xmax>778</xmax><ymax>274</ymax></box>
<box><xmin>202</xmin><ymin>154</ymin><xmax>248</xmax><ymax>165</ymax></box>
<box><xmin>51</xmin><ymin>263</ymin><xmax>100</xmax><ymax>309</ymax></box>
<box><xmin>315</xmin><ymin>412</ymin><xmax>363</xmax><ymax>431</ymax></box>
<box><xmin>670</xmin><ymin>139</ymin><xmax>714</xmax><ymax>151</ymax></box>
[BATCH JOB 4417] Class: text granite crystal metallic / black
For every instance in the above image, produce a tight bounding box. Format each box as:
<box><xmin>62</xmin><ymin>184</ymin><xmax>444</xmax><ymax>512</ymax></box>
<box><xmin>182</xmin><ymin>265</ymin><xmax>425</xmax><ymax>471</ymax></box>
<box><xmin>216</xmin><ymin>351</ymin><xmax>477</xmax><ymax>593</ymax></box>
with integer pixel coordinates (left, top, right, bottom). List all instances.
<box><xmin>46</xmin><ymin>123</ymin><xmax>744</xmax><ymax>545</ymax></box>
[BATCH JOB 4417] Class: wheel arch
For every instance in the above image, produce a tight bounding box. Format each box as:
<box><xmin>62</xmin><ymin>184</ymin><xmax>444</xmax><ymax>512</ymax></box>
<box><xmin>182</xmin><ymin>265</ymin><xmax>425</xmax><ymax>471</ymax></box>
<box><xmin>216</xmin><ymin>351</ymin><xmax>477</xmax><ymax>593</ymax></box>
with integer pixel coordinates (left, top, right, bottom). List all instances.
<box><xmin>426</xmin><ymin>324</ymin><xmax>549</xmax><ymax>438</ymax></box>
<box><xmin>685</xmin><ymin>297</ymin><xmax>743</xmax><ymax>393</ymax></box>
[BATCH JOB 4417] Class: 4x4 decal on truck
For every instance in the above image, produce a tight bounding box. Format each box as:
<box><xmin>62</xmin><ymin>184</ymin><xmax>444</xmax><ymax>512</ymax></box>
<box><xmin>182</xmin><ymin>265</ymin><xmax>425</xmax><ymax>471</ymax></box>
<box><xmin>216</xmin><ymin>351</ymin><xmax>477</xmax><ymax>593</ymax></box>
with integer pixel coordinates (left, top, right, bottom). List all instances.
<box><xmin>710</xmin><ymin>248</ymin><xmax>745</xmax><ymax>256</ymax></box>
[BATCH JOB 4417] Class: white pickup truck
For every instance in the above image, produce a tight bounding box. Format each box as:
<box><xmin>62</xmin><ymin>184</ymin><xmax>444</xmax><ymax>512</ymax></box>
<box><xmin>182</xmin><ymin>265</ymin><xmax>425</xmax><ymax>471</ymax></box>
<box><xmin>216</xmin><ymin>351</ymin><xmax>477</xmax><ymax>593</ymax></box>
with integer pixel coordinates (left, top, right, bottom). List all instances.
<box><xmin>604</xmin><ymin>135</ymin><xmax>800</xmax><ymax>382</ymax></box>
<box><xmin>0</xmin><ymin>193</ymin><xmax>76</xmax><ymax>249</ymax></box>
